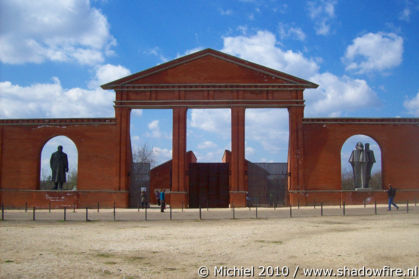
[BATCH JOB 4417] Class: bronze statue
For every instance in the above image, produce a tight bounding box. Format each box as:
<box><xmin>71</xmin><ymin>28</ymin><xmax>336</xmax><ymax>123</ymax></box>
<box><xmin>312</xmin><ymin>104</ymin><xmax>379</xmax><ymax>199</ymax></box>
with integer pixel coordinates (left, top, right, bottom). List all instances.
<box><xmin>50</xmin><ymin>145</ymin><xmax>68</xmax><ymax>190</ymax></box>
<box><xmin>348</xmin><ymin>142</ymin><xmax>375</xmax><ymax>188</ymax></box>
<box><xmin>364</xmin><ymin>143</ymin><xmax>376</xmax><ymax>187</ymax></box>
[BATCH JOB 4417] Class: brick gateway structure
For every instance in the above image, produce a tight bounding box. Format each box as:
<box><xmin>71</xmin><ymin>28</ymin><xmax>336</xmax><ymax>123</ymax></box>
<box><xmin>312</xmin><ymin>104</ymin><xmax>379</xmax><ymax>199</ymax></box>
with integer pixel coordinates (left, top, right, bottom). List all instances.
<box><xmin>1</xmin><ymin>49</ymin><xmax>418</xmax><ymax>208</ymax></box>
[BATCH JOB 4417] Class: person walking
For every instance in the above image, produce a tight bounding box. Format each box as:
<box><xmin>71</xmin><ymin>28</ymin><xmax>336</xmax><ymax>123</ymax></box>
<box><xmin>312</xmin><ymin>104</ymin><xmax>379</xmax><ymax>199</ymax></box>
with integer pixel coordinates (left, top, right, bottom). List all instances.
<box><xmin>386</xmin><ymin>184</ymin><xmax>399</xmax><ymax>211</ymax></box>
<box><xmin>155</xmin><ymin>190</ymin><xmax>160</xmax><ymax>206</ymax></box>
<box><xmin>140</xmin><ymin>190</ymin><xmax>147</xmax><ymax>209</ymax></box>
<box><xmin>160</xmin><ymin>190</ymin><xmax>166</xmax><ymax>212</ymax></box>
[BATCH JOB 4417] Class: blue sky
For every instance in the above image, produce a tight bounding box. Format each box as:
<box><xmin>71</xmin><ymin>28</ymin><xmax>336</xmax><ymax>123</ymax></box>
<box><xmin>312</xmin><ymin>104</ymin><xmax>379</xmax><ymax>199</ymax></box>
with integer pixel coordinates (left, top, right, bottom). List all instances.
<box><xmin>1</xmin><ymin>0</ymin><xmax>418</xmax><ymax>177</ymax></box>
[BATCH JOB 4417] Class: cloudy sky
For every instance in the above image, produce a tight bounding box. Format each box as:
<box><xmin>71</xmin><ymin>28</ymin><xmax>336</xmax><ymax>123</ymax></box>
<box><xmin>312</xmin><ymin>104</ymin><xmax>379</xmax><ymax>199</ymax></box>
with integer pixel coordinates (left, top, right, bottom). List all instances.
<box><xmin>1</xmin><ymin>0</ymin><xmax>418</xmax><ymax>176</ymax></box>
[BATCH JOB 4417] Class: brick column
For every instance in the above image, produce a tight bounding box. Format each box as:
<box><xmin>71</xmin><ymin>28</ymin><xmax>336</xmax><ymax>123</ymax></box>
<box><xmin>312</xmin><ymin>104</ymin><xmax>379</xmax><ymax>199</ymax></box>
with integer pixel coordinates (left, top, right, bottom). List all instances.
<box><xmin>116</xmin><ymin>107</ymin><xmax>131</xmax><ymax>192</ymax></box>
<box><xmin>171</xmin><ymin>107</ymin><xmax>188</xmax><ymax>208</ymax></box>
<box><xmin>230</xmin><ymin>107</ymin><xmax>246</xmax><ymax>207</ymax></box>
<box><xmin>288</xmin><ymin>106</ymin><xmax>304</xmax><ymax>206</ymax></box>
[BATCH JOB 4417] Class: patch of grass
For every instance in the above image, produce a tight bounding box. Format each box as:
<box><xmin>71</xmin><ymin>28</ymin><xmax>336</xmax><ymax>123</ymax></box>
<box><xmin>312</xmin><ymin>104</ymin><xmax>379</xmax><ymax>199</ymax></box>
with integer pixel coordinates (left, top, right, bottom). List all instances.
<box><xmin>103</xmin><ymin>270</ymin><xmax>112</xmax><ymax>275</ymax></box>
<box><xmin>104</xmin><ymin>261</ymin><xmax>118</xmax><ymax>265</ymax></box>
<box><xmin>4</xmin><ymin>259</ymin><xmax>14</xmax><ymax>263</ymax></box>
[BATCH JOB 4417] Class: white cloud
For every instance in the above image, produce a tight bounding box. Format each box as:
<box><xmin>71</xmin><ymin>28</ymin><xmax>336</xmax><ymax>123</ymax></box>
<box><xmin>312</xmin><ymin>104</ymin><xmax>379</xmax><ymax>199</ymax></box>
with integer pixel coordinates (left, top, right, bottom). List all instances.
<box><xmin>343</xmin><ymin>32</ymin><xmax>403</xmax><ymax>74</ymax></box>
<box><xmin>0</xmin><ymin>62</ymin><xmax>133</xmax><ymax>118</ymax></box>
<box><xmin>245</xmin><ymin>146</ymin><xmax>255</xmax><ymax>156</ymax></box>
<box><xmin>152</xmin><ymin>147</ymin><xmax>172</xmax><ymax>163</ymax></box>
<box><xmin>306</xmin><ymin>73</ymin><xmax>379</xmax><ymax>116</ymax></box>
<box><xmin>197</xmin><ymin>141</ymin><xmax>217</xmax><ymax>149</ymax></box>
<box><xmin>146</xmin><ymin>120</ymin><xmax>171</xmax><ymax>139</ymax></box>
<box><xmin>307</xmin><ymin>0</ymin><xmax>337</xmax><ymax>35</ymax></box>
<box><xmin>194</xmin><ymin>149</ymin><xmax>226</xmax><ymax>162</ymax></box>
<box><xmin>219</xmin><ymin>8</ymin><xmax>233</xmax><ymax>16</ymax></box>
<box><xmin>88</xmin><ymin>64</ymin><xmax>131</xmax><ymax>89</ymax></box>
<box><xmin>144</xmin><ymin>47</ymin><xmax>169</xmax><ymax>63</ymax></box>
<box><xmin>189</xmin><ymin>109</ymin><xmax>230</xmax><ymax>139</ymax></box>
<box><xmin>246</xmin><ymin>109</ymin><xmax>289</xmax><ymax>157</ymax></box>
<box><xmin>399</xmin><ymin>7</ymin><xmax>411</xmax><ymax>21</ymax></box>
<box><xmin>0</xmin><ymin>78</ymin><xmax>115</xmax><ymax>118</ymax></box>
<box><xmin>222</xmin><ymin>30</ymin><xmax>319</xmax><ymax>79</ymax></box>
<box><xmin>220</xmin><ymin>30</ymin><xmax>379</xmax><ymax>117</ymax></box>
<box><xmin>146</xmin><ymin>120</ymin><xmax>162</xmax><ymax>138</ymax></box>
<box><xmin>404</xmin><ymin>91</ymin><xmax>419</xmax><ymax>116</ymax></box>
<box><xmin>0</xmin><ymin>0</ymin><xmax>115</xmax><ymax>65</ymax></box>
<box><xmin>278</xmin><ymin>23</ymin><xmax>306</xmax><ymax>41</ymax></box>
<box><xmin>132</xmin><ymin>109</ymin><xmax>143</xmax><ymax>117</ymax></box>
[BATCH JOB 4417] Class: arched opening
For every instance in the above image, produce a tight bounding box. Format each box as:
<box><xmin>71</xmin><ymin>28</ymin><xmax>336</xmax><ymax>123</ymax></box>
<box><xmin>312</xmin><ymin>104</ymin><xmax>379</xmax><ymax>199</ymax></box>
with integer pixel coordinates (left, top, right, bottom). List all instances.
<box><xmin>341</xmin><ymin>134</ymin><xmax>382</xmax><ymax>190</ymax></box>
<box><xmin>40</xmin><ymin>136</ymin><xmax>78</xmax><ymax>190</ymax></box>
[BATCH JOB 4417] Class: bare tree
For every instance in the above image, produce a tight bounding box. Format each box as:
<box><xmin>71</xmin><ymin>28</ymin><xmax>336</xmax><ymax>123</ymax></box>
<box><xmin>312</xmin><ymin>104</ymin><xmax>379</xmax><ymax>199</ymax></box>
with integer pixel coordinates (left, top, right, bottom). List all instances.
<box><xmin>133</xmin><ymin>143</ymin><xmax>156</xmax><ymax>167</ymax></box>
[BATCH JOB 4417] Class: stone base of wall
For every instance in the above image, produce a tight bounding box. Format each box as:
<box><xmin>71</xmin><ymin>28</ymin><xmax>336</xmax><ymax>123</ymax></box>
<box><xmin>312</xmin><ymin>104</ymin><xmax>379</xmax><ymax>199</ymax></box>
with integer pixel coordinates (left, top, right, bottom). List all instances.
<box><xmin>0</xmin><ymin>189</ymin><xmax>129</xmax><ymax>209</ymax></box>
<box><xmin>289</xmin><ymin>190</ymin><xmax>419</xmax><ymax>206</ymax></box>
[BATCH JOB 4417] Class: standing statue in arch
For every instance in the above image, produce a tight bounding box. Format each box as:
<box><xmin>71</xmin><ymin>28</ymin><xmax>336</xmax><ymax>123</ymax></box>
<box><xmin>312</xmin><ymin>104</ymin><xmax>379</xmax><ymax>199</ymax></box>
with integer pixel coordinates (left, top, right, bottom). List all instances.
<box><xmin>348</xmin><ymin>142</ymin><xmax>375</xmax><ymax>189</ymax></box>
<box><xmin>364</xmin><ymin>143</ymin><xmax>376</xmax><ymax>187</ymax></box>
<box><xmin>50</xmin><ymin>145</ymin><xmax>69</xmax><ymax>190</ymax></box>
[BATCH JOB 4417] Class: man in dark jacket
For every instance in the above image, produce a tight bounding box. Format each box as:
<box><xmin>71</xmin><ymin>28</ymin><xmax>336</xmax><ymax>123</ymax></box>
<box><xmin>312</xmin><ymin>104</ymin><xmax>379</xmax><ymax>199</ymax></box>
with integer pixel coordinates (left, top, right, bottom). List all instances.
<box><xmin>386</xmin><ymin>184</ymin><xmax>399</xmax><ymax>211</ymax></box>
<box><xmin>50</xmin><ymin>145</ymin><xmax>68</xmax><ymax>190</ymax></box>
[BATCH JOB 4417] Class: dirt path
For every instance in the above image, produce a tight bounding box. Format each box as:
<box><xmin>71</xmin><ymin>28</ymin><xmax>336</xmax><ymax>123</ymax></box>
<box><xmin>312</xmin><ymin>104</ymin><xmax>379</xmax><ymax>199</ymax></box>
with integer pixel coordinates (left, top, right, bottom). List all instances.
<box><xmin>1</xmin><ymin>214</ymin><xmax>418</xmax><ymax>279</ymax></box>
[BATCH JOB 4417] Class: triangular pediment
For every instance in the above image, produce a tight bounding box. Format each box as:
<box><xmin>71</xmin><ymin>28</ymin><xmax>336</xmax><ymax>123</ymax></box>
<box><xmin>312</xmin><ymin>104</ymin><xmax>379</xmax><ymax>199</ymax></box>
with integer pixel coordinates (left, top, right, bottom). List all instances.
<box><xmin>102</xmin><ymin>49</ymin><xmax>317</xmax><ymax>89</ymax></box>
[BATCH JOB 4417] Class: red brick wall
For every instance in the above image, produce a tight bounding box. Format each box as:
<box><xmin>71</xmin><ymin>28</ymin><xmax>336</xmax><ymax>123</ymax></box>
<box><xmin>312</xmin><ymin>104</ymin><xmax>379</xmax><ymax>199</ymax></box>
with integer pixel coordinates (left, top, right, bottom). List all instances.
<box><xmin>296</xmin><ymin>118</ymin><xmax>419</xmax><ymax>205</ymax></box>
<box><xmin>0</xmin><ymin>118</ymin><xmax>130</xmax><ymax>208</ymax></box>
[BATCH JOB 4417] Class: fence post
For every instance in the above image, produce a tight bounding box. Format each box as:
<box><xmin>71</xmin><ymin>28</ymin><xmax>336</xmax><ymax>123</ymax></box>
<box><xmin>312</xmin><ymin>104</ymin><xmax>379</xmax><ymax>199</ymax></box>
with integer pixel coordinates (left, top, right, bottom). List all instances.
<box><xmin>181</xmin><ymin>201</ymin><xmax>184</xmax><ymax>212</ymax></box>
<box><xmin>199</xmin><ymin>204</ymin><xmax>202</xmax><ymax>220</ymax></box>
<box><xmin>25</xmin><ymin>201</ymin><xmax>28</xmax><ymax>213</ymax></box>
<box><xmin>49</xmin><ymin>201</ymin><xmax>51</xmax><ymax>213</ymax></box>
<box><xmin>314</xmin><ymin>201</ymin><xmax>316</xmax><ymax>209</ymax></box>
<box><xmin>406</xmin><ymin>201</ymin><xmax>409</xmax><ymax>213</ymax></box>
<box><xmin>343</xmin><ymin>202</ymin><xmax>346</xmax><ymax>216</ymax></box>
<box><xmin>232</xmin><ymin>205</ymin><xmax>235</xmax><ymax>220</ymax></box>
<box><xmin>73</xmin><ymin>203</ymin><xmax>76</xmax><ymax>213</ymax></box>
<box><xmin>363</xmin><ymin>199</ymin><xmax>366</xmax><ymax>208</ymax></box>
<box><xmin>321</xmin><ymin>202</ymin><xmax>323</xmax><ymax>216</ymax></box>
<box><xmin>297</xmin><ymin>199</ymin><xmax>300</xmax><ymax>209</ymax></box>
<box><xmin>113</xmin><ymin>201</ymin><xmax>116</xmax><ymax>221</ymax></box>
<box><xmin>33</xmin><ymin>207</ymin><xmax>36</xmax><ymax>221</ymax></box>
<box><xmin>97</xmin><ymin>201</ymin><xmax>100</xmax><ymax>213</ymax></box>
<box><xmin>170</xmin><ymin>205</ymin><xmax>172</xmax><ymax>220</ymax></box>
<box><xmin>64</xmin><ymin>207</ymin><xmax>66</xmax><ymax>221</ymax></box>
<box><xmin>86</xmin><ymin>207</ymin><xmax>89</xmax><ymax>222</ymax></box>
<box><xmin>1</xmin><ymin>203</ymin><xmax>4</xmax><ymax>221</ymax></box>
<box><xmin>374</xmin><ymin>201</ymin><xmax>377</xmax><ymax>215</ymax></box>
<box><xmin>145</xmin><ymin>206</ymin><xmax>147</xmax><ymax>221</ymax></box>
<box><xmin>289</xmin><ymin>205</ymin><xmax>292</xmax><ymax>218</ymax></box>
<box><xmin>255</xmin><ymin>204</ymin><xmax>258</xmax><ymax>219</ymax></box>
<box><xmin>138</xmin><ymin>199</ymin><xmax>140</xmax><ymax>212</ymax></box>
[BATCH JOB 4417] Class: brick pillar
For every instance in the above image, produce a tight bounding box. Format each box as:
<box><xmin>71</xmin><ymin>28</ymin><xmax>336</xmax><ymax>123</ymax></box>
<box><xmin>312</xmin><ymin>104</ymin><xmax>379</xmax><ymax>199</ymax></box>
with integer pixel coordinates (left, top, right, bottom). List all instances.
<box><xmin>116</xmin><ymin>107</ymin><xmax>131</xmax><ymax>193</ymax></box>
<box><xmin>230</xmin><ymin>107</ymin><xmax>246</xmax><ymax>207</ymax></box>
<box><xmin>171</xmin><ymin>107</ymin><xmax>188</xmax><ymax>208</ymax></box>
<box><xmin>288</xmin><ymin>106</ymin><xmax>304</xmax><ymax>206</ymax></box>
